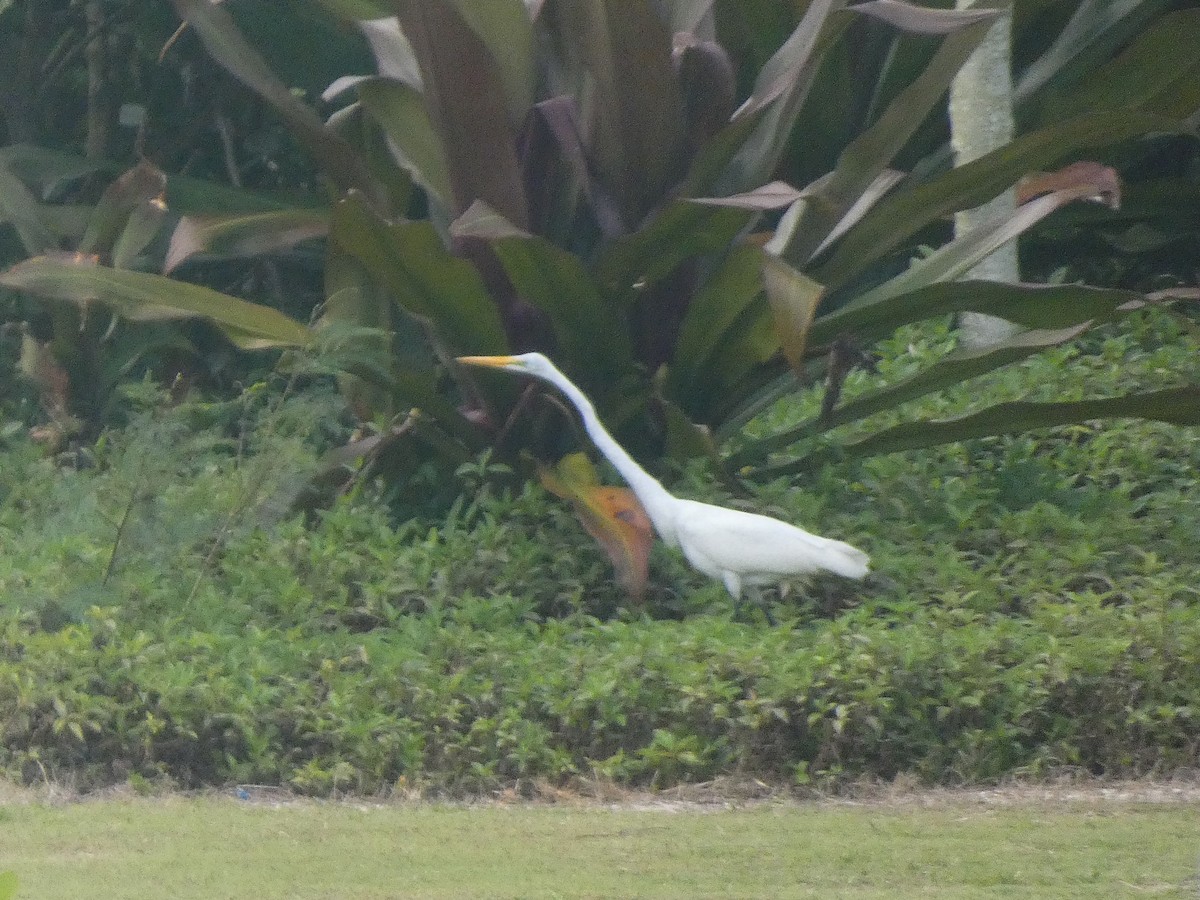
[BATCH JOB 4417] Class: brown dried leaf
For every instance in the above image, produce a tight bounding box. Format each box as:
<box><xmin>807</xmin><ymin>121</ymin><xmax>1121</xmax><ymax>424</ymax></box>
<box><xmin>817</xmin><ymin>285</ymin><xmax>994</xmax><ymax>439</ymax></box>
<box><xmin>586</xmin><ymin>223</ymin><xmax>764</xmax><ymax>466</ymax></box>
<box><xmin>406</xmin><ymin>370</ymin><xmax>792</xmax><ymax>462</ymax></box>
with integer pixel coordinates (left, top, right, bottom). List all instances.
<box><xmin>1017</xmin><ymin>161</ymin><xmax>1121</xmax><ymax>210</ymax></box>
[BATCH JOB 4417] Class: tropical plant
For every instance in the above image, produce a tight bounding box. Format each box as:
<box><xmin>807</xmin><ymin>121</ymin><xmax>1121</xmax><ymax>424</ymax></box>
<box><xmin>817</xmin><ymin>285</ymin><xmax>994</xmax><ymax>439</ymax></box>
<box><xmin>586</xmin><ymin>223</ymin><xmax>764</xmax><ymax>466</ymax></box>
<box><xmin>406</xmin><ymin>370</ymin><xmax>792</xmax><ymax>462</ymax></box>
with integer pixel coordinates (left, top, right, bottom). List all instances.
<box><xmin>0</xmin><ymin>154</ymin><xmax>183</xmax><ymax>439</ymax></box>
<box><xmin>2</xmin><ymin>0</ymin><xmax>1197</xmax><ymax>483</ymax></box>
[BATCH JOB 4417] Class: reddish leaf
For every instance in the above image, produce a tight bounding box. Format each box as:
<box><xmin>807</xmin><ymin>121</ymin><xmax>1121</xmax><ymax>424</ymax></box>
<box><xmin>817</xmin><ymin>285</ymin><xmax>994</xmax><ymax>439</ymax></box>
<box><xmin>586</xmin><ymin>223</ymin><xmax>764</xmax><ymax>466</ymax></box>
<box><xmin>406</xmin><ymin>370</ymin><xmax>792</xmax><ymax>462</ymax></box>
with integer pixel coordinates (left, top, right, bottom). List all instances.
<box><xmin>539</xmin><ymin>453</ymin><xmax>653</xmax><ymax>602</ymax></box>
<box><xmin>675</xmin><ymin>37</ymin><xmax>736</xmax><ymax>159</ymax></box>
<box><xmin>546</xmin><ymin>0</ymin><xmax>686</xmax><ymax>227</ymax></box>
<box><xmin>1017</xmin><ymin>161</ymin><xmax>1121</xmax><ymax>210</ymax></box>
<box><xmin>392</xmin><ymin>0</ymin><xmax>530</xmax><ymax>226</ymax></box>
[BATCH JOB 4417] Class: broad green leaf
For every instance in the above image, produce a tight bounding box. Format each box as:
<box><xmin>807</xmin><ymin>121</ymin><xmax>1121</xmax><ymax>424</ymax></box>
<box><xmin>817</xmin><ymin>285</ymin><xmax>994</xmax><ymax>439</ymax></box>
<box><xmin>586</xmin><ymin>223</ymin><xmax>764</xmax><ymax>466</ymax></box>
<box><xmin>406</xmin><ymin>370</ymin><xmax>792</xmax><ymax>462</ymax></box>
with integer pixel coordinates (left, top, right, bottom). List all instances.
<box><xmin>449</xmin><ymin>0</ymin><xmax>535</xmax><ymax>122</ymax></box>
<box><xmin>667</xmin><ymin>243</ymin><xmax>766</xmax><ymax>399</ymax></box>
<box><xmin>698</xmin><ymin>170</ymin><xmax>904</xmax><ymax>257</ymax></box>
<box><xmin>165</xmin><ymin>209</ymin><xmax>330</xmax><ymax>273</ymax></box>
<box><xmin>392</xmin><ymin>0</ymin><xmax>529</xmax><ymax>226</ymax></box>
<box><xmin>356</xmin><ymin>77</ymin><xmax>452</xmax><ymax>208</ymax></box>
<box><xmin>79</xmin><ymin>162</ymin><xmax>166</xmax><ymax>259</ymax></box>
<box><xmin>322</xmin><ymin>253</ymin><xmax>485</xmax><ymax>444</ymax></box>
<box><xmin>821</xmin><ymin>323</ymin><xmax>1094</xmax><ymax>429</ymax></box>
<box><xmin>24</xmin><ymin>205</ymin><xmax>92</xmax><ymax>245</ymax></box>
<box><xmin>743</xmin><ymin>323</ymin><xmax>1094</xmax><ymax>463</ymax></box>
<box><xmin>720</xmin><ymin>0</ymin><xmax>849</xmax><ymax>192</ymax></box>
<box><xmin>1037</xmin><ymin>9</ymin><xmax>1200</xmax><ymax>122</ymax></box>
<box><xmin>321</xmin><ymin>287</ymin><xmax>401</xmax><ymax>421</ymax></box>
<box><xmin>312</xmin><ymin>0</ymin><xmax>392</xmax><ymax>20</ymax></box>
<box><xmin>843</xmin><ymin>184</ymin><xmax>1110</xmax><ymax>311</ymax></box>
<box><xmin>659</xmin><ymin>396</ymin><xmax>722</xmax><ymax>463</ymax></box>
<box><xmin>814</xmin><ymin>110</ymin><xmax>1177</xmax><ymax>288</ymax></box>
<box><xmin>112</xmin><ymin>197</ymin><xmax>169</xmax><ymax>270</ymax></box>
<box><xmin>0</xmin><ymin>152</ymin><xmax>59</xmax><ymax>254</ymax></box>
<box><xmin>331</xmin><ymin>192</ymin><xmax>508</xmax><ymax>356</ymax></box>
<box><xmin>0</xmin><ymin>142</ymin><xmax>106</xmax><ymax>193</ymax></box>
<box><xmin>548</xmin><ymin>0</ymin><xmax>686</xmax><ymax>226</ymax></box>
<box><xmin>595</xmin><ymin>201</ymin><xmax>751</xmax><ymax>299</ymax></box>
<box><xmin>326</xmin><ymin>101</ymin><xmax>417</xmax><ymax>215</ymax></box>
<box><xmin>0</xmin><ymin>869</ymin><xmax>16</xmax><ymax>900</ymax></box>
<box><xmin>0</xmin><ymin>254</ymin><xmax>313</xmax><ymax>349</ymax></box>
<box><xmin>764</xmin><ymin>386</ymin><xmax>1200</xmax><ymax>474</ymax></box>
<box><xmin>539</xmin><ymin>452</ymin><xmax>653</xmax><ymax>602</ymax></box>
<box><xmin>668</xmin><ymin>245</ymin><xmax>780</xmax><ymax>424</ymax></box>
<box><xmin>682</xmin><ymin>102</ymin><xmax>769</xmax><ymax>196</ymax></box>
<box><xmin>356</xmin><ymin>18</ymin><xmax>422</xmax><ymax>88</ymax></box>
<box><xmin>1015</xmin><ymin>0</ymin><xmax>1166</xmax><ymax>105</ymax></box>
<box><xmin>170</xmin><ymin>0</ymin><xmax>377</xmax><ymax>199</ymax></box>
<box><xmin>451</xmin><ymin>201</ymin><xmax>633</xmax><ymax>389</ymax></box>
<box><xmin>700</xmin><ymin>308</ymin><xmax>781</xmax><ymax>425</ymax></box>
<box><xmin>809</xmin><ymin>169</ymin><xmax>906</xmax><ymax>258</ymax></box>
<box><xmin>165</xmin><ymin>174</ymin><xmax>319</xmax><ymax>216</ymax></box>
<box><xmin>850</xmin><ymin>1</ymin><xmax>999</xmax><ymax>34</ymax></box>
<box><xmin>775</xmin><ymin>8</ymin><xmax>998</xmax><ymax>266</ymax></box>
<box><xmin>0</xmin><ymin>127</ymin><xmax>310</xmax><ymax>217</ymax></box>
<box><xmin>809</xmin><ymin>280</ymin><xmax>1145</xmax><ymax>349</ymax></box>
<box><xmin>219</xmin><ymin>2</ymin><xmax>374</xmax><ymax>99</ymax></box>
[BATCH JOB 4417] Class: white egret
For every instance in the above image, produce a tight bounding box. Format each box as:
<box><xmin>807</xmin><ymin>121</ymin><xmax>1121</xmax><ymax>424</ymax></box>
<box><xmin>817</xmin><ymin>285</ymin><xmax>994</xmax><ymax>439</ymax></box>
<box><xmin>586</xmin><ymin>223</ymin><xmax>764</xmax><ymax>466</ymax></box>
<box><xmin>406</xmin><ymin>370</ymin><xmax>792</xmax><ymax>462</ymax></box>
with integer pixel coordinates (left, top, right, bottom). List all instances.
<box><xmin>458</xmin><ymin>353</ymin><xmax>870</xmax><ymax>614</ymax></box>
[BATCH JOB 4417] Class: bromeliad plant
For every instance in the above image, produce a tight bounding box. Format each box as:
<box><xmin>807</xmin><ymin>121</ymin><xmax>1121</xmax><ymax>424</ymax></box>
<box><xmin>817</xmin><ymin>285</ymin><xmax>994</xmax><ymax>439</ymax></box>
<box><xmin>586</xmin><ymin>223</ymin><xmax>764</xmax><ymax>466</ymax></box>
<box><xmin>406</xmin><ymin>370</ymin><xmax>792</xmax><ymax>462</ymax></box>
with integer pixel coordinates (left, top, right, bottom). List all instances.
<box><xmin>3</xmin><ymin>0</ymin><xmax>1198</xmax><ymax>485</ymax></box>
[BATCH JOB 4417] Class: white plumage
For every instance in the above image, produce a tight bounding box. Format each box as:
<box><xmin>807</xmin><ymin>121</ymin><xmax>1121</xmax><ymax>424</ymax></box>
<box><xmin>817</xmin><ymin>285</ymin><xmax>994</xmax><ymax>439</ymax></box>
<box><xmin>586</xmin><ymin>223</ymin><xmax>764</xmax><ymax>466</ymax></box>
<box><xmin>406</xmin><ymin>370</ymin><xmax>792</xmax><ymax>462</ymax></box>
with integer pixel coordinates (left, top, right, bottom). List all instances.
<box><xmin>458</xmin><ymin>353</ymin><xmax>870</xmax><ymax>610</ymax></box>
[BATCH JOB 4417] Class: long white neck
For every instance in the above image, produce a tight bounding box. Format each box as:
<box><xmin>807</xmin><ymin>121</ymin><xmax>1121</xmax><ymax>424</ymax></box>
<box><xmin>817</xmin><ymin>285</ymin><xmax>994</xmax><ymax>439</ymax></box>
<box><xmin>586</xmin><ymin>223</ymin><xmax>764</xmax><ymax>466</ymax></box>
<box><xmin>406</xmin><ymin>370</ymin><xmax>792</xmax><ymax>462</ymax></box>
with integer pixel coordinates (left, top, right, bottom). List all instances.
<box><xmin>550</xmin><ymin>374</ymin><xmax>679</xmax><ymax>543</ymax></box>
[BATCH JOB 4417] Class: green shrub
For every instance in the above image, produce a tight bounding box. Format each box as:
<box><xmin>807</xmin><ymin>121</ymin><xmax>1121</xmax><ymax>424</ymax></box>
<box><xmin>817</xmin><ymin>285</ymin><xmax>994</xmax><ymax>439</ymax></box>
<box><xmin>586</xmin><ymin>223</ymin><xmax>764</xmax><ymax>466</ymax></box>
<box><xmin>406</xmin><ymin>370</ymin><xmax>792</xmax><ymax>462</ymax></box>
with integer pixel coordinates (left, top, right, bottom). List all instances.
<box><xmin>0</xmin><ymin>320</ymin><xmax>1196</xmax><ymax>795</ymax></box>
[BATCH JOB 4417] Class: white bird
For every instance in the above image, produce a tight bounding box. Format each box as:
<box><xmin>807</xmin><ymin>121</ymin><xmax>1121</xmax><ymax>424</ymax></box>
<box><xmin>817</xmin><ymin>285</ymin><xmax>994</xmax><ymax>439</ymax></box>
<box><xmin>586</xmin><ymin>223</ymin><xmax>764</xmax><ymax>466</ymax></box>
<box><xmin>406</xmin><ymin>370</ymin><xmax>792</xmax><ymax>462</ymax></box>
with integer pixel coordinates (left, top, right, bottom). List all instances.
<box><xmin>457</xmin><ymin>352</ymin><xmax>870</xmax><ymax>615</ymax></box>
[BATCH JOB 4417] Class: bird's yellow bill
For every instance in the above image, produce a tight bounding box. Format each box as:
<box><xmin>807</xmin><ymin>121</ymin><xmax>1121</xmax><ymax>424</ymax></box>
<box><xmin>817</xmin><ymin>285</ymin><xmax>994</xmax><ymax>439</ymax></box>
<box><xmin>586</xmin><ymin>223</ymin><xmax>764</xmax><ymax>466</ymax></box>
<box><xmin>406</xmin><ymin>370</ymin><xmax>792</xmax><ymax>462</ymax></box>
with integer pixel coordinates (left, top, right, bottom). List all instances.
<box><xmin>457</xmin><ymin>355</ymin><xmax>518</xmax><ymax>368</ymax></box>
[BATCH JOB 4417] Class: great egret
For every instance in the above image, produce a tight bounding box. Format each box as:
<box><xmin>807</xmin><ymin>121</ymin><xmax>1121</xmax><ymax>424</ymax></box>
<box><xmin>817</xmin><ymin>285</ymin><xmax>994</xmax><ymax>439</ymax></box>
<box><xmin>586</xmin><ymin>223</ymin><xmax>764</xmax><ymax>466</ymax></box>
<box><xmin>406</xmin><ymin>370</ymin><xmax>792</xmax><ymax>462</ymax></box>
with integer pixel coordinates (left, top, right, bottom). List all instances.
<box><xmin>458</xmin><ymin>353</ymin><xmax>870</xmax><ymax>614</ymax></box>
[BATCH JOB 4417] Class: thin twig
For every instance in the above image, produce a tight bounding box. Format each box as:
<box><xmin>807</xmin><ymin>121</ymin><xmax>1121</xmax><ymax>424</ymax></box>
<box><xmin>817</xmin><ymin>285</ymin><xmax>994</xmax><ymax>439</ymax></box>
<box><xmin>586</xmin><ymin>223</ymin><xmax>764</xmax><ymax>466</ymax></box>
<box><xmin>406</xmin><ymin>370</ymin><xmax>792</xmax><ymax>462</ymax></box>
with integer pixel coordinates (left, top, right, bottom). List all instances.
<box><xmin>102</xmin><ymin>489</ymin><xmax>141</xmax><ymax>586</ymax></box>
<box><xmin>214</xmin><ymin>110</ymin><xmax>242</xmax><ymax>187</ymax></box>
<box><xmin>184</xmin><ymin>371</ymin><xmax>301</xmax><ymax>608</ymax></box>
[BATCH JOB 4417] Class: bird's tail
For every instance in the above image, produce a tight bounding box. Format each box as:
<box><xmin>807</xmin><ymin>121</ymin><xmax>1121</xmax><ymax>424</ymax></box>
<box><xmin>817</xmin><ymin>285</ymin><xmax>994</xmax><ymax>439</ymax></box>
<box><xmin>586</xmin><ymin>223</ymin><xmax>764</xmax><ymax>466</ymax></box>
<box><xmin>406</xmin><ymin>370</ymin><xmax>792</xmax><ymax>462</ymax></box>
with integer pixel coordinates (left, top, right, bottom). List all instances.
<box><xmin>820</xmin><ymin>538</ymin><xmax>870</xmax><ymax>580</ymax></box>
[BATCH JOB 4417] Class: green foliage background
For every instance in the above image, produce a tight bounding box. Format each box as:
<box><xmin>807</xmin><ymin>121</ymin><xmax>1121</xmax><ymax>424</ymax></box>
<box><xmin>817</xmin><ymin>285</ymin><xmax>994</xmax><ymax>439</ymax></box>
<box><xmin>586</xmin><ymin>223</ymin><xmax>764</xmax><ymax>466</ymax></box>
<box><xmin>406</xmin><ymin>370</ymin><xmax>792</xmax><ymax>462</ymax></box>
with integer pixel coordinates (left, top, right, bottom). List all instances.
<box><xmin>1</xmin><ymin>313</ymin><xmax>1197</xmax><ymax>795</ymax></box>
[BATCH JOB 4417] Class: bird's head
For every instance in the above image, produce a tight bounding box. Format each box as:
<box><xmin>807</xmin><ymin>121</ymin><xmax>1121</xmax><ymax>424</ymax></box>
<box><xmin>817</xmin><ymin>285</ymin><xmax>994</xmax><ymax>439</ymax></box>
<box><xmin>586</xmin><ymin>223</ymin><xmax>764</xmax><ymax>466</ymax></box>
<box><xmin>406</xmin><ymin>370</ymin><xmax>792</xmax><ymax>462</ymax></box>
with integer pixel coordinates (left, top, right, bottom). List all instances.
<box><xmin>457</xmin><ymin>352</ymin><xmax>557</xmax><ymax>381</ymax></box>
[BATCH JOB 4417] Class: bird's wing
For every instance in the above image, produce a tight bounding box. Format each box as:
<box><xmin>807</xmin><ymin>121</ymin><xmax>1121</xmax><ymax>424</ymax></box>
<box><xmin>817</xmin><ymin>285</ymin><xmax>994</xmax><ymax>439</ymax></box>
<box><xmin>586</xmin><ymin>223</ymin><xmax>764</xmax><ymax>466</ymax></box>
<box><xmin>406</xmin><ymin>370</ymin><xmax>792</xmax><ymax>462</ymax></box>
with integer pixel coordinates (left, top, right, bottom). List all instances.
<box><xmin>674</xmin><ymin>499</ymin><xmax>869</xmax><ymax>581</ymax></box>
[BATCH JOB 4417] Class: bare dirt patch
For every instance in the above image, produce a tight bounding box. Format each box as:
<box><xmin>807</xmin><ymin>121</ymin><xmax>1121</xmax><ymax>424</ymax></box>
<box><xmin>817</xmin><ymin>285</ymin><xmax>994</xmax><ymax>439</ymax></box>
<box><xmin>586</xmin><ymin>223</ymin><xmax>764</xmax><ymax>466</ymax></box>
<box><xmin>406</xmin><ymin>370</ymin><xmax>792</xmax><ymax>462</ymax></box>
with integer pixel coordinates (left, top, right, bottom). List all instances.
<box><xmin>5</xmin><ymin>773</ymin><xmax>1200</xmax><ymax>812</ymax></box>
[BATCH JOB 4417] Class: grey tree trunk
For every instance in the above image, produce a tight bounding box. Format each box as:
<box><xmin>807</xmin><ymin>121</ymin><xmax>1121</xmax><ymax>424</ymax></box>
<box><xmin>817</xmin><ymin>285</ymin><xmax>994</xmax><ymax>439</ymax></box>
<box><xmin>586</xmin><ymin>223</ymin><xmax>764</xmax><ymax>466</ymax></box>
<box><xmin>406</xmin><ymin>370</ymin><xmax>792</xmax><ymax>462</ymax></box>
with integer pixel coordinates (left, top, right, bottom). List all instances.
<box><xmin>949</xmin><ymin>2</ymin><xmax>1020</xmax><ymax>348</ymax></box>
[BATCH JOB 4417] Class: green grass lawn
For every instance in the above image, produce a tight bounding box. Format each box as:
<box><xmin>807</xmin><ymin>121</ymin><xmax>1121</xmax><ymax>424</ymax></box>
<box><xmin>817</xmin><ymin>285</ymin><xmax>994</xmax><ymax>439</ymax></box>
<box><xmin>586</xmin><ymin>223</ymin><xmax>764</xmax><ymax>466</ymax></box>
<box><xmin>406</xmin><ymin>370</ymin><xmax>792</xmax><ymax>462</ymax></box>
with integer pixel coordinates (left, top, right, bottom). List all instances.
<box><xmin>1</xmin><ymin>788</ymin><xmax>1197</xmax><ymax>899</ymax></box>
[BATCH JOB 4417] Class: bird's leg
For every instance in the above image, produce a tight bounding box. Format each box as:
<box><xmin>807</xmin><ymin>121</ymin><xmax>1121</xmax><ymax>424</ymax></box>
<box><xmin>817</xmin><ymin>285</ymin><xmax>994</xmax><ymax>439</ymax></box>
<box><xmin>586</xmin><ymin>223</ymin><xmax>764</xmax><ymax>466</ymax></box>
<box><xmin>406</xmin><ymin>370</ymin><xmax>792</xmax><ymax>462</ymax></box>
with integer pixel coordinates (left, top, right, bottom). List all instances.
<box><xmin>745</xmin><ymin>585</ymin><xmax>776</xmax><ymax>627</ymax></box>
<box><xmin>723</xmin><ymin>571</ymin><xmax>744</xmax><ymax>621</ymax></box>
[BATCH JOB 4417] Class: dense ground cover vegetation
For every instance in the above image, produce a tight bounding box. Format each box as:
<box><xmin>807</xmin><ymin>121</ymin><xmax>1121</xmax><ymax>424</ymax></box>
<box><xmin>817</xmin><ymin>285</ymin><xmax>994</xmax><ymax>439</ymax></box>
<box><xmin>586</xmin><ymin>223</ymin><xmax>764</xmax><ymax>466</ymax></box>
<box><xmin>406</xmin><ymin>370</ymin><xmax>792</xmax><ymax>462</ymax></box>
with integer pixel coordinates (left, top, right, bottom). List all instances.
<box><xmin>1</xmin><ymin>311</ymin><xmax>1196</xmax><ymax>795</ymax></box>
